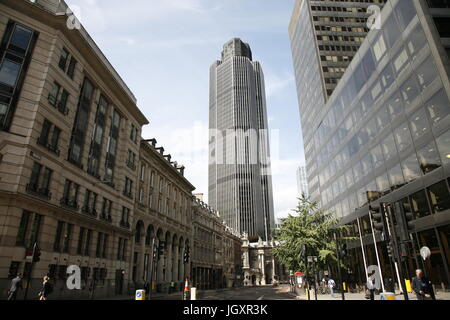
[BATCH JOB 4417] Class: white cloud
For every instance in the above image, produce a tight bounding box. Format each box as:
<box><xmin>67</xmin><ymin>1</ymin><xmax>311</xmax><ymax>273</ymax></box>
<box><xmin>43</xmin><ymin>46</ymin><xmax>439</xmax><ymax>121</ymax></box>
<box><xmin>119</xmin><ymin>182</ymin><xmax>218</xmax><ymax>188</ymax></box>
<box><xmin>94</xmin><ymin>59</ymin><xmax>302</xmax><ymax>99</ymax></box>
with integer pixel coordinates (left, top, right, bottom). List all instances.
<box><xmin>265</xmin><ymin>73</ymin><xmax>295</xmax><ymax>98</ymax></box>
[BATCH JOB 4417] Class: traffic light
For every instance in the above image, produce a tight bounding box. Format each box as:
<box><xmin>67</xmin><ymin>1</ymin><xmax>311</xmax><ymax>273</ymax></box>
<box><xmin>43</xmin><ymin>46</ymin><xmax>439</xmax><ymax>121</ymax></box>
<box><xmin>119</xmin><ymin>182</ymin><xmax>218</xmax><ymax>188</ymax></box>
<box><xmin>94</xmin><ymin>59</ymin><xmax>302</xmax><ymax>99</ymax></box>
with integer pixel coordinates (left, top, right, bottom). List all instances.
<box><xmin>369</xmin><ymin>203</ymin><xmax>386</xmax><ymax>233</ymax></box>
<box><xmin>183</xmin><ymin>246</ymin><xmax>190</xmax><ymax>264</ymax></box>
<box><xmin>395</xmin><ymin>201</ymin><xmax>415</xmax><ymax>242</ymax></box>
<box><xmin>158</xmin><ymin>241</ymin><xmax>166</xmax><ymax>258</ymax></box>
<box><xmin>386</xmin><ymin>241</ymin><xmax>394</xmax><ymax>259</ymax></box>
<box><xmin>33</xmin><ymin>247</ymin><xmax>41</xmax><ymax>263</ymax></box>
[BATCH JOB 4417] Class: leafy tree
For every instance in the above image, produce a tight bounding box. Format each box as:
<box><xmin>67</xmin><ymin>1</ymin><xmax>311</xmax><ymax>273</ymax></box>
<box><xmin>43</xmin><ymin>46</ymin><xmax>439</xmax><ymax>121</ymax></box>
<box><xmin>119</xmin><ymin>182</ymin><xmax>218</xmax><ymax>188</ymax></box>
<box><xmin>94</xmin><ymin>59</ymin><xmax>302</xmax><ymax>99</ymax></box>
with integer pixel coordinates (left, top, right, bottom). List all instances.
<box><xmin>273</xmin><ymin>195</ymin><xmax>353</xmax><ymax>273</ymax></box>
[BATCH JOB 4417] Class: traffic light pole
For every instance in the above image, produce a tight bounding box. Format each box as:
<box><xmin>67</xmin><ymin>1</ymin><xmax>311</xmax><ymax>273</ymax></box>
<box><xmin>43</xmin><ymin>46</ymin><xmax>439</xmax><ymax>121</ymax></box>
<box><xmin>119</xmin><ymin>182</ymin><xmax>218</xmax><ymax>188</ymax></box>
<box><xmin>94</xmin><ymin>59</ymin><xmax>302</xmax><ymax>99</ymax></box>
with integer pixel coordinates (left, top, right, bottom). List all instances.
<box><xmin>368</xmin><ymin>210</ymin><xmax>386</xmax><ymax>293</ymax></box>
<box><xmin>334</xmin><ymin>232</ymin><xmax>345</xmax><ymax>301</ymax></box>
<box><xmin>24</xmin><ymin>242</ymin><xmax>37</xmax><ymax>301</ymax></box>
<box><xmin>304</xmin><ymin>244</ymin><xmax>310</xmax><ymax>301</ymax></box>
<box><xmin>386</xmin><ymin>205</ymin><xmax>409</xmax><ymax>301</ymax></box>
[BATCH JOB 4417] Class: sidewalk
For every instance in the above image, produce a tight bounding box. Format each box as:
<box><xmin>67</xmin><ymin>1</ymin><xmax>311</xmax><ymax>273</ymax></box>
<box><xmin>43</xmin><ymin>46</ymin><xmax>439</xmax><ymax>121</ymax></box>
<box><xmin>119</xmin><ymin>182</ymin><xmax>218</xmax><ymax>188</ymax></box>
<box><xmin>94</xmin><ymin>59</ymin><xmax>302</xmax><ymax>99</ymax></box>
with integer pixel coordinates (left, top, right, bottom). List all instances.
<box><xmin>291</xmin><ymin>291</ymin><xmax>450</xmax><ymax>301</ymax></box>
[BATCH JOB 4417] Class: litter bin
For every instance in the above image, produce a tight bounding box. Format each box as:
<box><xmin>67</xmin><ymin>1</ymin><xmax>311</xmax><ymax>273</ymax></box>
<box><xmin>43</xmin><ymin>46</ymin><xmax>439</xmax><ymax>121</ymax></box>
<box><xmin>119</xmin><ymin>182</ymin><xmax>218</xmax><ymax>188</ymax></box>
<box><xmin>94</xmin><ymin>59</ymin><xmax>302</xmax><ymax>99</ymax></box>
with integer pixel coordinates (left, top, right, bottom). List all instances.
<box><xmin>135</xmin><ymin>289</ymin><xmax>146</xmax><ymax>300</ymax></box>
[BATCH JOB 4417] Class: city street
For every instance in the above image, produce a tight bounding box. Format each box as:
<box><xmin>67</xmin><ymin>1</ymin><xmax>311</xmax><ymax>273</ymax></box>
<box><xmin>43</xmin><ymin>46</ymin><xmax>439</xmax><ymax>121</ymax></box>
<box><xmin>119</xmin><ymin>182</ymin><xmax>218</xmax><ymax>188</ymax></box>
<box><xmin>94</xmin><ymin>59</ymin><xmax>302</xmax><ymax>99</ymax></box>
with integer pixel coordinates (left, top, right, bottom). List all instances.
<box><xmin>151</xmin><ymin>284</ymin><xmax>296</xmax><ymax>301</ymax></box>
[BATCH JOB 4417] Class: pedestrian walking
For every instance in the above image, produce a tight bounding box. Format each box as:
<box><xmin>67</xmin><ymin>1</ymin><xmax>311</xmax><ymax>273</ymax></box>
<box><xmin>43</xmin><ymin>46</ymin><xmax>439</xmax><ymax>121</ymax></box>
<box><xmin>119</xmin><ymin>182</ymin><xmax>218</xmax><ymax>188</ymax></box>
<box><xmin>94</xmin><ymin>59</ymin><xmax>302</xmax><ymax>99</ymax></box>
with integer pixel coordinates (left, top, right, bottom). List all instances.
<box><xmin>7</xmin><ymin>273</ymin><xmax>23</xmax><ymax>300</ymax></box>
<box><xmin>38</xmin><ymin>276</ymin><xmax>53</xmax><ymax>300</ymax></box>
<box><xmin>366</xmin><ymin>278</ymin><xmax>375</xmax><ymax>300</ymax></box>
<box><xmin>412</xmin><ymin>269</ymin><xmax>435</xmax><ymax>300</ymax></box>
<box><xmin>328</xmin><ymin>278</ymin><xmax>336</xmax><ymax>298</ymax></box>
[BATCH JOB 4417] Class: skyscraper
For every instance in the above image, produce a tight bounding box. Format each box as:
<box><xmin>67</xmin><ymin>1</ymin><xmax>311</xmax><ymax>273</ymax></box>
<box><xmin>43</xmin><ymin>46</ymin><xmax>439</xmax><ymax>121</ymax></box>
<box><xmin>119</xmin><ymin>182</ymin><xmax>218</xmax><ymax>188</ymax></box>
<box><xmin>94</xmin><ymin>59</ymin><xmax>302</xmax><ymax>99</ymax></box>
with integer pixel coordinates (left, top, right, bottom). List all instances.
<box><xmin>289</xmin><ymin>0</ymin><xmax>386</xmax><ymax>203</ymax></box>
<box><xmin>290</xmin><ymin>0</ymin><xmax>450</xmax><ymax>288</ymax></box>
<box><xmin>296</xmin><ymin>166</ymin><xmax>309</xmax><ymax>198</ymax></box>
<box><xmin>209</xmin><ymin>38</ymin><xmax>275</xmax><ymax>241</ymax></box>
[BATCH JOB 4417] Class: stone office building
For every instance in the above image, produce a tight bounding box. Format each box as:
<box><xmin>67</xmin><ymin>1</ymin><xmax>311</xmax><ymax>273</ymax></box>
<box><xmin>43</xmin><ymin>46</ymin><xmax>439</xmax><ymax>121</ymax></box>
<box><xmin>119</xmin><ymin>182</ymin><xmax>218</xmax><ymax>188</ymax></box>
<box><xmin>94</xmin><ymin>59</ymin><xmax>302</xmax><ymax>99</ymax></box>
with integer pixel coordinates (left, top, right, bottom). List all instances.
<box><xmin>191</xmin><ymin>196</ymin><xmax>242</xmax><ymax>290</ymax></box>
<box><xmin>131</xmin><ymin>139</ymin><xmax>194</xmax><ymax>293</ymax></box>
<box><xmin>0</xmin><ymin>0</ymin><xmax>149</xmax><ymax>299</ymax></box>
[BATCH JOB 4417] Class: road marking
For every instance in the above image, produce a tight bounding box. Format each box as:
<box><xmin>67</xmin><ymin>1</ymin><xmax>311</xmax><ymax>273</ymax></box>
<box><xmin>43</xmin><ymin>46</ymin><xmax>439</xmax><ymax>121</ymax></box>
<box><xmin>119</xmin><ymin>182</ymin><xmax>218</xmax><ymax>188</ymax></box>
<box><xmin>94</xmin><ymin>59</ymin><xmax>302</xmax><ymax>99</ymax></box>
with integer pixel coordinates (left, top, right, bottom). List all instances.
<box><xmin>257</xmin><ymin>295</ymin><xmax>264</xmax><ymax>300</ymax></box>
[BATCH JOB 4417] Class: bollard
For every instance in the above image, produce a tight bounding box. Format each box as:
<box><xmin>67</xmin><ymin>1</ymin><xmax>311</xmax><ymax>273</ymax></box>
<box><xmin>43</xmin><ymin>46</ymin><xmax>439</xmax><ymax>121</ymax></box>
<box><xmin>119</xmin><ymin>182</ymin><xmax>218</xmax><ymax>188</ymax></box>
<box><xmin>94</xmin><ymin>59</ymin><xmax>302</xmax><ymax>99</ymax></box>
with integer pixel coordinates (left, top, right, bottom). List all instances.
<box><xmin>405</xmin><ymin>279</ymin><xmax>413</xmax><ymax>293</ymax></box>
<box><xmin>191</xmin><ymin>287</ymin><xmax>197</xmax><ymax>300</ymax></box>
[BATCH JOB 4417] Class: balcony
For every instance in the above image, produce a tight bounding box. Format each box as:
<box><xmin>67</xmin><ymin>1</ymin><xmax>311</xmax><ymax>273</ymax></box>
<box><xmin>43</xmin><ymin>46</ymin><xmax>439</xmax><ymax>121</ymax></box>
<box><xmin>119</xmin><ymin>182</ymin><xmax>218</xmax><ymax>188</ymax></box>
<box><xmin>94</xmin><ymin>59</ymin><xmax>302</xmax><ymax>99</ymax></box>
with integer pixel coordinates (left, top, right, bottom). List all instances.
<box><xmin>120</xmin><ymin>220</ymin><xmax>130</xmax><ymax>229</ymax></box>
<box><xmin>57</xmin><ymin>101</ymin><xmax>69</xmax><ymax>115</ymax></box>
<box><xmin>123</xmin><ymin>190</ymin><xmax>133</xmax><ymax>200</ymax></box>
<box><xmin>100</xmin><ymin>212</ymin><xmax>112</xmax><ymax>223</ymax></box>
<box><xmin>81</xmin><ymin>206</ymin><xmax>97</xmax><ymax>217</ymax></box>
<box><xmin>37</xmin><ymin>137</ymin><xmax>60</xmax><ymax>156</ymax></box>
<box><xmin>126</xmin><ymin>160</ymin><xmax>136</xmax><ymax>171</ymax></box>
<box><xmin>26</xmin><ymin>184</ymin><xmax>52</xmax><ymax>200</ymax></box>
<box><xmin>60</xmin><ymin>197</ymin><xmax>79</xmax><ymax>211</ymax></box>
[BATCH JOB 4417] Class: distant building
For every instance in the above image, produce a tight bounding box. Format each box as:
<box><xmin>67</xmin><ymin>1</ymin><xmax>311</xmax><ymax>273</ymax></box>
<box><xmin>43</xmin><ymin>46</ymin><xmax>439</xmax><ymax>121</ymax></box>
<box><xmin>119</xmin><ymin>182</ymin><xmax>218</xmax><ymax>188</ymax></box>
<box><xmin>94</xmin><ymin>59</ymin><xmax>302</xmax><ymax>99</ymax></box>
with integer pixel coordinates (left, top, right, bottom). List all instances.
<box><xmin>241</xmin><ymin>234</ymin><xmax>288</xmax><ymax>286</ymax></box>
<box><xmin>209</xmin><ymin>38</ymin><xmax>275</xmax><ymax>241</ymax></box>
<box><xmin>296</xmin><ymin>166</ymin><xmax>309</xmax><ymax>198</ymax></box>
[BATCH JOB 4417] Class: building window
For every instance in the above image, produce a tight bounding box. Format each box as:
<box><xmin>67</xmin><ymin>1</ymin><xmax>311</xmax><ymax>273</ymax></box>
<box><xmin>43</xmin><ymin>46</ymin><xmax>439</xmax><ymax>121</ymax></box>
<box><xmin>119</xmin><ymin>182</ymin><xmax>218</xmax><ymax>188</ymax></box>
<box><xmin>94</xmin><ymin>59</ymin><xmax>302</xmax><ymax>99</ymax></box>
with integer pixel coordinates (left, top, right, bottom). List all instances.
<box><xmin>84</xmin><ymin>229</ymin><xmax>92</xmax><ymax>257</ymax></box>
<box><xmin>101</xmin><ymin>198</ymin><xmax>112</xmax><ymax>222</ymax></box>
<box><xmin>60</xmin><ymin>179</ymin><xmax>80</xmax><ymax>210</ymax></box>
<box><xmin>102</xmin><ymin>235</ymin><xmax>108</xmax><ymax>259</ymax></box>
<box><xmin>148</xmin><ymin>193</ymin><xmax>153</xmax><ymax>209</ymax></box>
<box><xmin>105</xmin><ymin>109</ymin><xmax>121</xmax><ymax>183</ymax></box>
<box><xmin>138</xmin><ymin>187</ymin><xmax>144</xmax><ymax>204</ymax></box>
<box><xmin>87</xmin><ymin>95</ymin><xmax>108</xmax><ymax>177</ymax></box>
<box><xmin>126</xmin><ymin>150</ymin><xmax>136</xmax><ymax>170</ymax></box>
<box><xmin>121</xmin><ymin>207</ymin><xmax>130</xmax><ymax>228</ymax></box>
<box><xmin>140</xmin><ymin>164</ymin><xmax>145</xmax><ymax>181</ymax></box>
<box><xmin>54</xmin><ymin>221</ymin><xmax>64</xmax><ymax>252</ymax></box>
<box><xmin>82</xmin><ymin>190</ymin><xmax>97</xmax><ymax>216</ymax></box>
<box><xmin>96</xmin><ymin>232</ymin><xmax>104</xmax><ymax>258</ymax></box>
<box><xmin>426</xmin><ymin>89</ymin><xmax>450</xmax><ymax>127</ymax></box>
<box><xmin>77</xmin><ymin>227</ymin><xmax>85</xmax><ymax>255</ymax></box>
<box><xmin>16</xmin><ymin>211</ymin><xmax>42</xmax><ymax>248</ymax></box>
<box><xmin>67</xmin><ymin>57</ymin><xmax>77</xmax><ymax>79</ymax></box>
<box><xmin>0</xmin><ymin>21</ymin><xmax>37</xmax><ymax>130</ymax></box>
<box><xmin>68</xmin><ymin>77</ymin><xmax>94</xmax><ymax>167</ymax></box>
<box><xmin>48</xmin><ymin>82</ymin><xmax>60</xmax><ymax>106</ymax></box>
<box><xmin>38</xmin><ymin>119</ymin><xmax>61</xmax><ymax>155</ymax></box>
<box><xmin>16</xmin><ymin>210</ymin><xmax>30</xmax><ymax>246</ymax></box>
<box><xmin>62</xmin><ymin>223</ymin><xmax>73</xmax><ymax>254</ymax></box>
<box><xmin>417</xmin><ymin>142</ymin><xmax>441</xmax><ymax>175</ymax></box>
<box><xmin>436</xmin><ymin>129</ymin><xmax>450</xmax><ymax>165</ymax></box>
<box><xmin>124</xmin><ymin>177</ymin><xmax>133</xmax><ymax>199</ymax></box>
<box><xmin>27</xmin><ymin>162</ymin><xmax>53</xmax><ymax>199</ymax></box>
<box><xmin>427</xmin><ymin>181</ymin><xmax>450</xmax><ymax>214</ymax></box>
<box><xmin>58</xmin><ymin>48</ymin><xmax>69</xmax><ymax>70</ymax></box>
<box><xmin>410</xmin><ymin>190</ymin><xmax>431</xmax><ymax>219</ymax></box>
<box><xmin>130</xmin><ymin>124</ymin><xmax>138</xmax><ymax>143</ymax></box>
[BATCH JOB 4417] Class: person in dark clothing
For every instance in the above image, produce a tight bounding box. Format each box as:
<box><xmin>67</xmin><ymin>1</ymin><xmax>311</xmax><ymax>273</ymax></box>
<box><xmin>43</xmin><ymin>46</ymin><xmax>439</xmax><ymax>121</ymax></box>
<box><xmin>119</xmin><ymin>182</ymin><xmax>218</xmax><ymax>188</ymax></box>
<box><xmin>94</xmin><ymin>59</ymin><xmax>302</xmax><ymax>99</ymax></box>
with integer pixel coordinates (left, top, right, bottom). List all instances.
<box><xmin>38</xmin><ymin>276</ymin><xmax>52</xmax><ymax>300</ymax></box>
<box><xmin>412</xmin><ymin>269</ymin><xmax>435</xmax><ymax>300</ymax></box>
<box><xmin>7</xmin><ymin>274</ymin><xmax>23</xmax><ymax>300</ymax></box>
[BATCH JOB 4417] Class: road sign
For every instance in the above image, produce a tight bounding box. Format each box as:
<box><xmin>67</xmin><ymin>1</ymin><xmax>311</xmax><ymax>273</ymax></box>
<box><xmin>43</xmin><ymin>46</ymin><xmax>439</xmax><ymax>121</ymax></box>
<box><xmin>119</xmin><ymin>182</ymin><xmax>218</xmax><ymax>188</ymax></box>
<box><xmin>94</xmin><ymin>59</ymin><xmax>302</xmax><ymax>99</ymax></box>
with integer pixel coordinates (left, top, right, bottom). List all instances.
<box><xmin>420</xmin><ymin>247</ymin><xmax>431</xmax><ymax>261</ymax></box>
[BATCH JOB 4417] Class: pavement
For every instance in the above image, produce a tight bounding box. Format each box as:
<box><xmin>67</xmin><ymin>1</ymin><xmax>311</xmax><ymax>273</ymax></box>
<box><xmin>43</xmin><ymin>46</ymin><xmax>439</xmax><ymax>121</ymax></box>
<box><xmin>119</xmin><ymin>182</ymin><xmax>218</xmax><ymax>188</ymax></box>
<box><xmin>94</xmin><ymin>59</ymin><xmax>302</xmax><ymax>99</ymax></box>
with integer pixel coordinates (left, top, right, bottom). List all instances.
<box><xmin>99</xmin><ymin>285</ymin><xmax>450</xmax><ymax>300</ymax></box>
<box><xmin>291</xmin><ymin>290</ymin><xmax>450</xmax><ymax>301</ymax></box>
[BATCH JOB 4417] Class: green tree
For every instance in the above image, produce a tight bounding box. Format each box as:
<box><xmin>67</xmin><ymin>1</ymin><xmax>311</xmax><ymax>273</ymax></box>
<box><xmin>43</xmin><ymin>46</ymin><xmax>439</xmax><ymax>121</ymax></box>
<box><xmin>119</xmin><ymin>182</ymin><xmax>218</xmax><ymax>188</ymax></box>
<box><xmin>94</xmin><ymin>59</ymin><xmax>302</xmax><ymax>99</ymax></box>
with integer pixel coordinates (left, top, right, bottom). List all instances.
<box><xmin>273</xmin><ymin>195</ymin><xmax>351</xmax><ymax>273</ymax></box>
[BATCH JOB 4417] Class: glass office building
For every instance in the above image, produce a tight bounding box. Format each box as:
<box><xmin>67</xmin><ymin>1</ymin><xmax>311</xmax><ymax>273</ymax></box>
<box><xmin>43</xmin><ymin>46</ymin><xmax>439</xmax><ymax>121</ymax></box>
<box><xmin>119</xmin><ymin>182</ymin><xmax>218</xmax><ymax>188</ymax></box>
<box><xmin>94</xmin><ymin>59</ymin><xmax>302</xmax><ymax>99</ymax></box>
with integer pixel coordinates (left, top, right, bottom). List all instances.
<box><xmin>291</xmin><ymin>0</ymin><xmax>450</xmax><ymax>289</ymax></box>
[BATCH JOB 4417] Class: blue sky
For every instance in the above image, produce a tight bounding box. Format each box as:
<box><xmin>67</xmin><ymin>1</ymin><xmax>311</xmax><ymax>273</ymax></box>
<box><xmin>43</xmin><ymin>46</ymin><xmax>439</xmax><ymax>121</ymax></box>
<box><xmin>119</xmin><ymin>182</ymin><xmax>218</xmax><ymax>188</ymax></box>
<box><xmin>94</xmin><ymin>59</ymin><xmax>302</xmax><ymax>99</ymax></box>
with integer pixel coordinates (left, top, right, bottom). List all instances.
<box><xmin>65</xmin><ymin>0</ymin><xmax>304</xmax><ymax>220</ymax></box>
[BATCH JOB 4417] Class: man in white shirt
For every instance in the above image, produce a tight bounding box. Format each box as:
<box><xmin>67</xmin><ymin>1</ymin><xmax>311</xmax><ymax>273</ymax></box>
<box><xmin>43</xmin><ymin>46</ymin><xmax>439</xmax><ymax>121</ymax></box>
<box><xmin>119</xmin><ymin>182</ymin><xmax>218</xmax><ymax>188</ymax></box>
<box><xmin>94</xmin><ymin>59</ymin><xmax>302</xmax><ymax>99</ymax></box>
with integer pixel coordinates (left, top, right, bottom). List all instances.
<box><xmin>367</xmin><ymin>278</ymin><xmax>375</xmax><ymax>300</ymax></box>
<box><xmin>328</xmin><ymin>278</ymin><xmax>336</xmax><ymax>298</ymax></box>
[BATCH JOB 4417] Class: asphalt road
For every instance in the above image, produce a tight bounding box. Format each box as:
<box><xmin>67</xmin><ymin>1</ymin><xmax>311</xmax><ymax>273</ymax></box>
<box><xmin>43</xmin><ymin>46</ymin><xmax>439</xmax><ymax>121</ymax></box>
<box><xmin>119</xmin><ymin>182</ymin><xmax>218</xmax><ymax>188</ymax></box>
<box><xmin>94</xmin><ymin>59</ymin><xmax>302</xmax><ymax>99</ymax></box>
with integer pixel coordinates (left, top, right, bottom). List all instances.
<box><xmin>186</xmin><ymin>285</ymin><xmax>295</xmax><ymax>300</ymax></box>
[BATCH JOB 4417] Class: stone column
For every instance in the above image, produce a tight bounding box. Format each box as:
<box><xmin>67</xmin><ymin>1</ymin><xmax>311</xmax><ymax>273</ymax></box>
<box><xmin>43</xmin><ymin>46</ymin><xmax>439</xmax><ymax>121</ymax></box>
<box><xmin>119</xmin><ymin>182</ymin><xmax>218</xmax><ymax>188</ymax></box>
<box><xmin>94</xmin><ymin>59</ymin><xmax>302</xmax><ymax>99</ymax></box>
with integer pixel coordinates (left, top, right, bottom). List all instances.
<box><xmin>260</xmin><ymin>253</ymin><xmax>266</xmax><ymax>285</ymax></box>
<box><xmin>173</xmin><ymin>243</ymin><xmax>179</xmax><ymax>282</ymax></box>
<box><xmin>139</xmin><ymin>239</ymin><xmax>146</xmax><ymax>283</ymax></box>
<box><xmin>166</xmin><ymin>241</ymin><xmax>173</xmax><ymax>283</ymax></box>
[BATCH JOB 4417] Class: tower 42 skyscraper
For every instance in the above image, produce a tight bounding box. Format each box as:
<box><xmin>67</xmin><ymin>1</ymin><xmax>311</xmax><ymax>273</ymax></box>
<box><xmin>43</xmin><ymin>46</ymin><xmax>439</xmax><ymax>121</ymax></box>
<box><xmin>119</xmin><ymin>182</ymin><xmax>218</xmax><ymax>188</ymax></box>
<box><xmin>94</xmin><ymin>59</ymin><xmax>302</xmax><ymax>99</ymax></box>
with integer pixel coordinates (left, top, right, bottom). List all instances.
<box><xmin>209</xmin><ymin>38</ymin><xmax>275</xmax><ymax>241</ymax></box>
